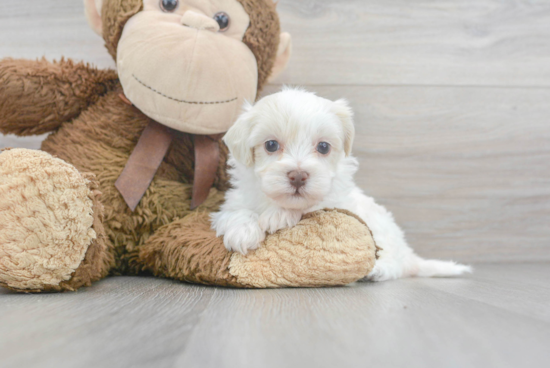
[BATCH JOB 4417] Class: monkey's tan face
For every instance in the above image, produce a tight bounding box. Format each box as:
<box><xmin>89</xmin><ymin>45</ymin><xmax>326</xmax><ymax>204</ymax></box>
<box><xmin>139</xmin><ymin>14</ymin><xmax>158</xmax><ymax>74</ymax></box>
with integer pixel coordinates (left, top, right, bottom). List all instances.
<box><xmin>117</xmin><ymin>0</ymin><xmax>258</xmax><ymax>134</ymax></box>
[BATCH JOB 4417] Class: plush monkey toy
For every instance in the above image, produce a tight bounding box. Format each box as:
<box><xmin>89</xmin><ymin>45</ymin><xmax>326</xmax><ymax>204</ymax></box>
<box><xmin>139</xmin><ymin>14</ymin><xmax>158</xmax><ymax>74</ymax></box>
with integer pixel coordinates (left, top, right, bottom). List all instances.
<box><xmin>0</xmin><ymin>0</ymin><xmax>377</xmax><ymax>292</ymax></box>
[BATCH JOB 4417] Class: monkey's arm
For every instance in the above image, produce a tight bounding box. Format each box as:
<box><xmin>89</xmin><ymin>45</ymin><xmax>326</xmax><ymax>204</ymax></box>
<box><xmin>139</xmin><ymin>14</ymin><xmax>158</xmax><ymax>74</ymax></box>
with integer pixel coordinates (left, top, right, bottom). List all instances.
<box><xmin>0</xmin><ymin>58</ymin><xmax>118</xmax><ymax>136</ymax></box>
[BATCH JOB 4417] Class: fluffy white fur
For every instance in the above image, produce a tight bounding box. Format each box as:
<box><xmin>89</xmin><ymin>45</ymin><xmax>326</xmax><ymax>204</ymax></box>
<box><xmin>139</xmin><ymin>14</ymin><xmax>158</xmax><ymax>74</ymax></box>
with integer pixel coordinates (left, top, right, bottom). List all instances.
<box><xmin>211</xmin><ymin>87</ymin><xmax>472</xmax><ymax>281</ymax></box>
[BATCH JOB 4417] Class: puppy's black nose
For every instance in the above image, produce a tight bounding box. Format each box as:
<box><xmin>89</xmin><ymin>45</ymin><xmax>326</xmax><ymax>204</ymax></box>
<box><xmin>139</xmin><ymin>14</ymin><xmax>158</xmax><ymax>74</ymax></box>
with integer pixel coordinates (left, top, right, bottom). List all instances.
<box><xmin>288</xmin><ymin>170</ymin><xmax>309</xmax><ymax>189</ymax></box>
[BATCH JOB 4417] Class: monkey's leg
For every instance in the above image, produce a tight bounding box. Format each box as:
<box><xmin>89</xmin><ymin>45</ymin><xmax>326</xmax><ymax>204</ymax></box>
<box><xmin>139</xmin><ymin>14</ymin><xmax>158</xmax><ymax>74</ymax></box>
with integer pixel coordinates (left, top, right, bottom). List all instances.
<box><xmin>0</xmin><ymin>149</ymin><xmax>114</xmax><ymax>293</ymax></box>
<box><xmin>0</xmin><ymin>58</ymin><xmax>118</xmax><ymax>136</ymax></box>
<box><xmin>139</xmin><ymin>209</ymin><xmax>378</xmax><ymax>288</ymax></box>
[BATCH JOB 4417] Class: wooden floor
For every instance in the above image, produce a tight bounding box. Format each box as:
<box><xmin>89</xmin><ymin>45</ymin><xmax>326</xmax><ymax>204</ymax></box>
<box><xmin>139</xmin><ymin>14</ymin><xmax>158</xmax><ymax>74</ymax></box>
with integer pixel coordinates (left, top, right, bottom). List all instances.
<box><xmin>0</xmin><ymin>263</ymin><xmax>548</xmax><ymax>368</ymax></box>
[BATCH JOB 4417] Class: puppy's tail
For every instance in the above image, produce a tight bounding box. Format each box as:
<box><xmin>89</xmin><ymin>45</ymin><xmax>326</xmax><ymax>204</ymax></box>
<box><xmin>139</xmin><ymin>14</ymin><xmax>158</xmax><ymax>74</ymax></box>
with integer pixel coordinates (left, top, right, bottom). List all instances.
<box><xmin>409</xmin><ymin>256</ymin><xmax>473</xmax><ymax>278</ymax></box>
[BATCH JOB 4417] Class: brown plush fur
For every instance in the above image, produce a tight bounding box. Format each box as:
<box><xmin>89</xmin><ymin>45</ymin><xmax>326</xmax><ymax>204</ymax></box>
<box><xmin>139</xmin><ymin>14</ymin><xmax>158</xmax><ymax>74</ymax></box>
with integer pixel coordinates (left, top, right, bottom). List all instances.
<box><xmin>0</xmin><ymin>58</ymin><xmax>118</xmax><ymax>136</ymax></box>
<box><xmin>140</xmin><ymin>211</ymin><xmax>244</xmax><ymax>287</ymax></box>
<box><xmin>101</xmin><ymin>0</ymin><xmax>143</xmax><ymax>60</ymax></box>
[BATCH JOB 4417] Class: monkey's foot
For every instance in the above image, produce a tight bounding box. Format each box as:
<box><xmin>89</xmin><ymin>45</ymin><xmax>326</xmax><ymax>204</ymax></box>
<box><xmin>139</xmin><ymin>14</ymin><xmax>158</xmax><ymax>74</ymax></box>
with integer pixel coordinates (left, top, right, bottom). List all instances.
<box><xmin>0</xmin><ymin>149</ymin><xmax>112</xmax><ymax>292</ymax></box>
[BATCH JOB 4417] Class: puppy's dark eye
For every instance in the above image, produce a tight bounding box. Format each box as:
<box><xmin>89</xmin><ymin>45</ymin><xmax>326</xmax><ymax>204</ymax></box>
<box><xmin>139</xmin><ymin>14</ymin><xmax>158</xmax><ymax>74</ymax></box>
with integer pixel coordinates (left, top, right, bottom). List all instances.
<box><xmin>265</xmin><ymin>140</ymin><xmax>280</xmax><ymax>153</ymax></box>
<box><xmin>160</xmin><ymin>0</ymin><xmax>179</xmax><ymax>12</ymax></box>
<box><xmin>213</xmin><ymin>12</ymin><xmax>230</xmax><ymax>32</ymax></box>
<box><xmin>317</xmin><ymin>142</ymin><xmax>331</xmax><ymax>155</ymax></box>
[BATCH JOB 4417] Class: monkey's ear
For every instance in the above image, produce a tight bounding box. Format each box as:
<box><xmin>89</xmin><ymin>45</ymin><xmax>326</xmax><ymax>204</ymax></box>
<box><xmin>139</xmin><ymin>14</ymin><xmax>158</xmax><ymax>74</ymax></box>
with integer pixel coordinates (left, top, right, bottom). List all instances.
<box><xmin>268</xmin><ymin>32</ymin><xmax>292</xmax><ymax>83</ymax></box>
<box><xmin>223</xmin><ymin>104</ymin><xmax>257</xmax><ymax>167</ymax></box>
<box><xmin>331</xmin><ymin>99</ymin><xmax>355</xmax><ymax>157</ymax></box>
<box><xmin>84</xmin><ymin>0</ymin><xmax>103</xmax><ymax>36</ymax></box>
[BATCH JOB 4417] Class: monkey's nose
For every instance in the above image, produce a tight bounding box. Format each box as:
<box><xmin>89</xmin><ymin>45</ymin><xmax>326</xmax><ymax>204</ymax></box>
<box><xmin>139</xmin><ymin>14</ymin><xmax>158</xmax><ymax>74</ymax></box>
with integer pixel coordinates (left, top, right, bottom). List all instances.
<box><xmin>181</xmin><ymin>11</ymin><xmax>220</xmax><ymax>32</ymax></box>
<box><xmin>288</xmin><ymin>171</ymin><xmax>309</xmax><ymax>189</ymax></box>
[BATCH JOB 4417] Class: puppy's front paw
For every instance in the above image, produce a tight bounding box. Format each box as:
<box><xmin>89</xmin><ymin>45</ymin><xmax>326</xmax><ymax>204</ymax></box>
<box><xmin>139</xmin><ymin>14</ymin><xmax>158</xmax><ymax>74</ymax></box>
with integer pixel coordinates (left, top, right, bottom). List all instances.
<box><xmin>223</xmin><ymin>222</ymin><xmax>266</xmax><ymax>255</ymax></box>
<box><xmin>259</xmin><ymin>207</ymin><xmax>302</xmax><ymax>234</ymax></box>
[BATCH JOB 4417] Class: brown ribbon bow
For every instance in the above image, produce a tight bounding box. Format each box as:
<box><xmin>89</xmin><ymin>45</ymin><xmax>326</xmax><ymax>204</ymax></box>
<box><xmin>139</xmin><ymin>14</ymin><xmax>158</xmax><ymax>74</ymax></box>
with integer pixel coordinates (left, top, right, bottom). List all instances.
<box><xmin>115</xmin><ymin>94</ymin><xmax>223</xmax><ymax>212</ymax></box>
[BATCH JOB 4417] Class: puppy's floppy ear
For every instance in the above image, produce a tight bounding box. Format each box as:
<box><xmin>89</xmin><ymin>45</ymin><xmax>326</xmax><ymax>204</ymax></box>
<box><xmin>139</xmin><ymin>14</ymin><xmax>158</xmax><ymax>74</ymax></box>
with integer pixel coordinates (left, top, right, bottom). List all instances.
<box><xmin>224</xmin><ymin>103</ymin><xmax>256</xmax><ymax>167</ymax></box>
<box><xmin>331</xmin><ymin>99</ymin><xmax>355</xmax><ymax>156</ymax></box>
<box><xmin>84</xmin><ymin>0</ymin><xmax>103</xmax><ymax>36</ymax></box>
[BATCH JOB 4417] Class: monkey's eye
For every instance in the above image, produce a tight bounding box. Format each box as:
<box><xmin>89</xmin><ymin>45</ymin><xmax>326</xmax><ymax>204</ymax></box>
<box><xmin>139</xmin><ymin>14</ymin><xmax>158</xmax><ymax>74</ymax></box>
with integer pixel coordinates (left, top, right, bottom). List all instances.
<box><xmin>317</xmin><ymin>142</ymin><xmax>331</xmax><ymax>155</ymax></box>
<box><xmin>160</xmin><ymin>0</ymin><xmax>179</xmax><ymax>12</ymax></box>
<box><xmin>265</xmin><ymin>140</ymin><xmax>280</xmax><ymax>153</ymax></box>
<box><xmin>213</xmin><ymin>12</ymin><xmax>230</xmax><ymax>32</ymax></box>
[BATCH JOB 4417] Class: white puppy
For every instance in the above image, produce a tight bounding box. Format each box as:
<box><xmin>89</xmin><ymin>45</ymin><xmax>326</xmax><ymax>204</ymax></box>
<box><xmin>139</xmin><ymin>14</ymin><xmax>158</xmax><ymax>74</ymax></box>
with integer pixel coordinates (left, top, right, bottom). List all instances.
<box><xmin>211</xmin><ymin>87</ymin><xmax>471</xmax><ymax>281</ymax></box>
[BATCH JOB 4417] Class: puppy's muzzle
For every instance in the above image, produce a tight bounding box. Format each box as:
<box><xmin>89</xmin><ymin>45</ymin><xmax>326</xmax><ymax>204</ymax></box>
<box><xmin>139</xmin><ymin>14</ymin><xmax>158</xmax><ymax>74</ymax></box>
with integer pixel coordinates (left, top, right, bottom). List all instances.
<box><xmin>288</xmin><ymin>170</ymin><xmax>309</xmax><ymax>189</ymax></box>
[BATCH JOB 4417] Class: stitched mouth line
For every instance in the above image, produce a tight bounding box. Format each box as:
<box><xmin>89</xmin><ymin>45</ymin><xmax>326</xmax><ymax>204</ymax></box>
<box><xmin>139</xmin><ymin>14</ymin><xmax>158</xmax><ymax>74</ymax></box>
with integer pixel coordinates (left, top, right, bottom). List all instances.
<box><xmin>132</xmin><ymin>74</ymin><xmax>238</xmax><ymax>105</ymax></box>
